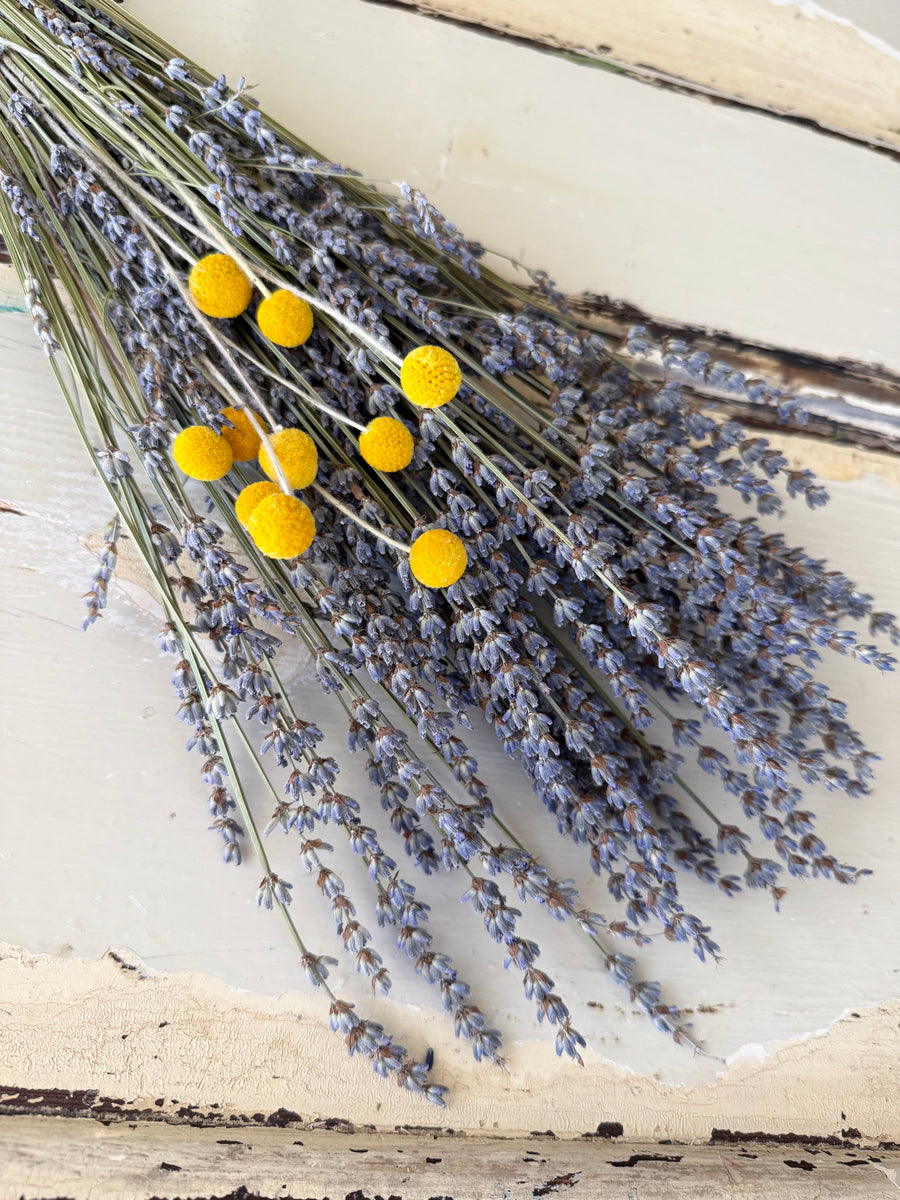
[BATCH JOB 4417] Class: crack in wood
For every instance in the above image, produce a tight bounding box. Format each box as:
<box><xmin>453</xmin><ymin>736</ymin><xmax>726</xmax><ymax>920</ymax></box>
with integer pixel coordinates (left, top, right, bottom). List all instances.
<box><xmin>4</xmin><ymin>1087</ymin><xmax>898</xmax><ymax>1158</ymax></box>
<box><xmin>568</xmin><ymin>294</ymin><xmax>900</xmax><ymax>452</ymax></box>
<box><xmin>607</xmin><ymin>1153</ymin><xmax>683</xmax><ymax>1167</ymax></box>
<box><xmin>0</xmin><ymin>1086</ymin><xmax>347</xmax><ymax>1131</ymax></box>
<box><xmin>711</xmin><ymin>1129</ymin><xmax>863</xmax><ymax>1148</ymax></box>
<box><xmin>532</xmin><ymin>1172</ymin><xmax>581</xmax><ymax>1196</ymax></box>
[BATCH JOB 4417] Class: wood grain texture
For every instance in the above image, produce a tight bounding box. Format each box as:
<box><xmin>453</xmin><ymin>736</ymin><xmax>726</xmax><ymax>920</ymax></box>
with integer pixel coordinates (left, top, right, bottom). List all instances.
<box><xmin>567</xmin><ymin>297</ymin><xmax>900</xmax><ymax>449</ymax></box>
<box><xmin>2</xmin><ymin>1116</ymin><xmax>899</xmax><ymax>1199</ymax></box>
<box><xmin>2</xmin><ymin>0</ymin><xmax>900</xmax><ymax>1143</ymax></box>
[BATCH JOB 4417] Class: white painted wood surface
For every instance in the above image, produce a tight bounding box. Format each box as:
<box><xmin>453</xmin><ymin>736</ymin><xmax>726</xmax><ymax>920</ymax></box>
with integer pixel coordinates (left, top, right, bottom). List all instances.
<box><xmin>2</xmin><ymin>319</ymin><xmax>899</xmax><ymax>1132</ymax></box>
<box><xmin>1</xmin><ymin>0</ymin><xmax>899</xmax><ymax>1146</ymax></box>
<box><xmin>2</xmin><ymin>944</ymin><xmax>900</xmax><ymax>1142</ymax></box>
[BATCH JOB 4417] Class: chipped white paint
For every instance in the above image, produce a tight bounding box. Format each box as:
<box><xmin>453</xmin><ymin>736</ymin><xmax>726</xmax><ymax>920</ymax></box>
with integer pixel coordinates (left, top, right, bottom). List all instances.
<box><xmin>2</xmin><ymin>944</ymin><xmax>900</xmax><ymax>1141</ymax></box>
<box><xmin>4</xmin><ymin>1118</ymin><xmax>899</xmax><ymax>1200</ymax></box>
<box><xmin>2</xmin><ymin>284</ymin><xmax>899</xmax><ymax>1134</ymax></box>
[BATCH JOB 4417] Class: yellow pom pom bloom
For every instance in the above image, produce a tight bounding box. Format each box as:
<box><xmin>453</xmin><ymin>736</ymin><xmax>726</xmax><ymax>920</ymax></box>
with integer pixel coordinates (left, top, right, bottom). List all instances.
<box><xmin>248</xmin><ymin>493</ymin><xmax>316</xmax><ymax>559</ymax></box>
<box><xmin>409</xmin><ymin>529</ymin><xmax>467</xmax><ymax>588</ymax></box>
<box><xmin>258</xmin><ymin>428</ymin><xmax>318</xmax><ymax>489</ymax></box>
<box><xmin>235</xmin><ymin>480</ymin><xmax>280</xmax><ymax>528</ymax></box>
<box><xmin>172</xmin><ymin>425</ymin><xmax>233</xmax><ymax>481</ymax></box>
<box><xmin>219</xmin><ymin>406</ymin><xmax>262</xmax><ymax>462</ymax></box>
<box><xmin>400</xmin><ymin>345</ymin><xmax>462</xmax><ymax>408</ymax></box>
<box><xmin>257</xmin><ymin>289</ymin><xmax>314</xmax><ymax>348</ymax></box>
<box><xmin>188</xmin><ymin>254</ymin><xmax>253</xmax><ymax>319</ymax></box>
<box><xmin>359</xmin><ymin>417</ymin><xmax>414</xmax><ymax>472</ymax></box>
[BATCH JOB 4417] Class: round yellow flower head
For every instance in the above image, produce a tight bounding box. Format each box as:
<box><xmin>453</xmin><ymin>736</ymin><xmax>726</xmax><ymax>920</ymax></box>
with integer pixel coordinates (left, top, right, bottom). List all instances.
<box><xmin>257</xmin><ymin>289</ymin><xmax>314</xmax><ymax>348</ymax></box>
<box><xmin>188</xmin><ymin>254</ymin><xmax>253</xmax><ymax>319</ymax></box>
<box><xmin>248</xmin><ymin>493</ymin><xmax>316</xmax><ymax>559</ymax></box>
<box><xmin>400</xmin><ymin>345</ymin><xmax>462</xmax><ymax>408</ymax></box>
<box><xmin>172</xmin><ymin>425</ymin><xmax>233</xmax><ymax>481</ymax></box>
<box><xmin>409</xmin><ymin>528</ymin><xmax>467</xmax><ymax>588</ymax></box>
<box><xmin>235</xmin><ymin>480</ymin><xmax>280</xmax><ymax>528</ymax></box>
<box><xmin>258</xmin><ymin>428</ymin><xmax>318</xmax><ymax>489</ymax></box>
<box><xmin>359</xmin><ymin>417</ymin><xmax>414</xmax><ymax>473</ymax></box>
<box><xmin>219</xmin><ymin>406</ymin><xmax>262</xmax><ymax>462</ymax></box>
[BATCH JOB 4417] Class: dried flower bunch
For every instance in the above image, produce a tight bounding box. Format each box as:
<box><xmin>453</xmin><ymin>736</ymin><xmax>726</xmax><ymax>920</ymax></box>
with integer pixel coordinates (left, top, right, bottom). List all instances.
<box><xmin>0</xmin><ymin>0</ymin><xmax>896</xmax><ymax>1107</ymax></box>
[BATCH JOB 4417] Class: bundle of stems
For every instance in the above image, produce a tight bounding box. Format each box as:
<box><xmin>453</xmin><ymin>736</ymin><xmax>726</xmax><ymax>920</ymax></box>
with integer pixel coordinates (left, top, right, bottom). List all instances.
<box><xmin>0</xmin><ymin>0</ymin><xmax>895</xmax><ymax>1105</ymax></box>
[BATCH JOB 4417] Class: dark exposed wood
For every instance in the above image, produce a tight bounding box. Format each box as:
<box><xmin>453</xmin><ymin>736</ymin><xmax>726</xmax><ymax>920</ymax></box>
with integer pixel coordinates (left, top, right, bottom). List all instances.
<box><xmin>569</xmin><ymin>293</ymin><xmax>900</xmax><ymax>452</ymax></box>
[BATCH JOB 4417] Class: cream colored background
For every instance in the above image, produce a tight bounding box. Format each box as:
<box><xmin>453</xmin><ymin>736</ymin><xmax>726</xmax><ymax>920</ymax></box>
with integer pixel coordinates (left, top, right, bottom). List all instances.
<box><xmin>1</xmin><ymin>0</ymin><xmax>899</xmax><ymax>1140</ymax></box>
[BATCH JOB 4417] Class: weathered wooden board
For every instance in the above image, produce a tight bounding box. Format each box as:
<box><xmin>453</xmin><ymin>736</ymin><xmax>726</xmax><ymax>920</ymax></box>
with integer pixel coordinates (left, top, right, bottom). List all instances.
<box><xmin>2</xmin><ymin>1116</ymin><xmax>899</xmax><ymax>1200</ymax></box>
<box><xmin>362</xmin><ymin>0</ymin><xmax>900</xmax><ymax>149</ymax></box>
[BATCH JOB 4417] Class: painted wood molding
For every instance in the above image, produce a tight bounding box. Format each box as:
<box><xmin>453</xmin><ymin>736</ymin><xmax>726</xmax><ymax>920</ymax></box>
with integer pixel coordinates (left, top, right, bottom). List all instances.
<box><xmin>361</xmin><ymin>0</ymin><xmax>900</xmax><ymax>151</ymax></box>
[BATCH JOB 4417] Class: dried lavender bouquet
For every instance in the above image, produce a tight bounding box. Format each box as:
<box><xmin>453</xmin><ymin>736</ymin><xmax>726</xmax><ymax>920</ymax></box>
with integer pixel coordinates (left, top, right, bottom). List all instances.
<box><xmin>0</xmin><ymin>0</ymin><xmax>896</xmax><ymax>1106</ymax></box>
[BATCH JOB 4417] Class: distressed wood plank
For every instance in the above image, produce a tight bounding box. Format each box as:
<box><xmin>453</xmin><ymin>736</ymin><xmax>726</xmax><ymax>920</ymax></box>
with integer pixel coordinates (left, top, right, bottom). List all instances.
<box><xmin>569</xmin><ymin>296</ymin><xmax>900</xmax><ymax>448</ymax></box>
<box><xmin>360</xmin><ymin>0</ymin><xmax>900</xmax><ymax>150</ymax></box>
<box><xmin>1</xmin><ymin>1116</ymin><xmax>899</xmax><ymax>1199</ymax></box>
<box><xmin>3</xmin><ymin>0</ymin><xmax>900</xmax><ymax>1144</ymax></box>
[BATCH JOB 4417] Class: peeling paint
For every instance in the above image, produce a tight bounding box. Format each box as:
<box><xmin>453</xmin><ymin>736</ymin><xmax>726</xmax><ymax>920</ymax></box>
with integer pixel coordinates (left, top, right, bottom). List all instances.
<box><xmin>2</xmin><ymin>2</ymin><xmax>900</xmax><ymax>1151</ymax></box>
<box><xmin>1</xmin><ymin>944</ymin><xmax>899</xmax><ymax>1143</ymax></box>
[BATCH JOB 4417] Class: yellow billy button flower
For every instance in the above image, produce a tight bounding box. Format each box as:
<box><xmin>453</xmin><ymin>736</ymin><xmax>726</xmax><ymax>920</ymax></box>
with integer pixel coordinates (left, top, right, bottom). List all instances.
<box><xmin>248</xmin><ymin>493</ymin><xmax>316</xmax><ymax>559</ymax></box>
<box><xmin>257</xmin><ymin>289</ymin><xmax>314</xmax><ymax>348</ymax></box>
<box><xmin>188</xmin><ymin>254</ymin><xmax>253</xmax><ymax>319</ymax></box>
<box><xmin>219</xmin><ymin>406</ymin><xmax>261</xmax><ymax>462</ymax></box>
<box><xmin>409</xmin><ymin>528</ymin><xmax>467</xmax><ymax>589</ymax></box>
<box><xmin>400</xmin><ymin>345</ymin><xmax>462</xmax><ymax>408</ymax></box>
<box><xmin>235</xmin><ymin>480</ymin><xmax>280</xmax><ymax>528</ymax></box>
<box><xmin>172</xmin><ymin>425</ymin><xmax>233</xmax><ymax>481</ymax></box>
<box><xmin>259</xmin><ymin>428</ymin><xmax>318</xmax><ymax>489</ymax></box>
<box><xmin>358</xmin><ymin>417</ymin><xmax>414</xmax><ymax>472</ymax></box>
